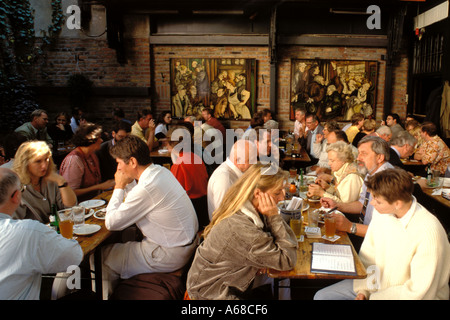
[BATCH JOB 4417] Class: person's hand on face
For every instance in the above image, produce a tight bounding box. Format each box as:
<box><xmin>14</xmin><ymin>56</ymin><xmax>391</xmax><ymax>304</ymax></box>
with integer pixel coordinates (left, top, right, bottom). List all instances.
<box><xmin>256</xmin><ymin>192</ymin><xmax>278</xmax><ymax>217</ymax></box>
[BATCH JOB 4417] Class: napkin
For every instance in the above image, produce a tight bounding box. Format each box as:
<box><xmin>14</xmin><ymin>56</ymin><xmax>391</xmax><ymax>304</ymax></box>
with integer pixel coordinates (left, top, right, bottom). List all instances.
<box><xmin>431</xmin><ymin>188</ymin><xmax>442</xmax><ymax>196</ymax></box>
<box><xmin>286</xmin><ymin>196</ymin><xmax>303</xmax><ymax>211</ymax></box>
<box><xmin>443</xmin><ymin>178</ymin><xmax>450</xmax><ymax>188</ymax></box>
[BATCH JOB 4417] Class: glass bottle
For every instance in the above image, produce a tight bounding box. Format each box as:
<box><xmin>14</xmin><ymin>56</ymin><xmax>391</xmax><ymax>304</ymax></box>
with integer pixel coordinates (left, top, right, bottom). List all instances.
<box><xmin>50</xmin><ymin>204</ymin><xmax>60</xmax><ymax>233</ymax></box>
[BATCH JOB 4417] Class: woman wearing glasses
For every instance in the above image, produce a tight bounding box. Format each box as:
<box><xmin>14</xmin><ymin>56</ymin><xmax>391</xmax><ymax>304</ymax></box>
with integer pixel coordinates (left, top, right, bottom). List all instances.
<box><xmin>12</xmin><ymin>141</ymin><xmax>77</xmax><ymax>223</ymax></box>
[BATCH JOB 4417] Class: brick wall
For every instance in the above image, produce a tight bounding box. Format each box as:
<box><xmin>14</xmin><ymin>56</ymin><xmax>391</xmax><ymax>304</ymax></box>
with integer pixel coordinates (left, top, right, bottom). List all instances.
<box><xmin>29</xmin><ymin>37</ymin><xmax>409</xmax><ymax>132</ymax></box>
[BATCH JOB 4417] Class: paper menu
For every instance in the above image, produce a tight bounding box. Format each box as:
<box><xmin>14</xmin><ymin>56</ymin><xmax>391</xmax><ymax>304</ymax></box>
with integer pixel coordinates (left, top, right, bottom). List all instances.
<box><xmin>310</xmin><ymin>243</ymin><xmax>356</xmax><ymax>275</ymax></box>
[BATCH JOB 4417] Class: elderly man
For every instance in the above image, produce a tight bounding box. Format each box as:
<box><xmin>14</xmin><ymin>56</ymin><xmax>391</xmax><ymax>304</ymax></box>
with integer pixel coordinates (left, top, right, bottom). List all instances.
<box><xmin>207</xmin><ymin>139</ymin><xmax>258</xmax><ymax>220</ymax></box>
<box><xmin>102</xmin><ymin>135</ymin><xmax>199</xmax><ymax>299</ymax></box>
<box><xmin>320</xmin><ymin>136</ymin><xmax>394</xmax><ymax>244</ymax></box>
<box><xmin>0</xmin><ymin>168</ymin><xmax>82</xmax><ymax>299</ymax></box>
<box><xmin>369</xmin><ymin>125</ymin><xmax>392</xmax><ymax>142</ymax></box>
<box><xmin>388</xmin><ymin>131</ymin><xmax>417</xmax><ymax>169</ymax></box>
<box><xmin>15</xmin><ymin>109</ymin><xmax>53</xmax><ymax>147</ymax></box>
<box><xmin>131</xmin><ymin>108</ymin><xmax>158</xmax><ymax>151</ymax></box>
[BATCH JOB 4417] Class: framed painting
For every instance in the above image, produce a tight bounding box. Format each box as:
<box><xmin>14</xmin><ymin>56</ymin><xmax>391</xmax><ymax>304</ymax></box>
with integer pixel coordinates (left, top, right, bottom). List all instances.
<box><xmin>170</xmin><ymin>58</ymin><xmax>257</xmax><ymax>120</ymax></box>
<box><xmin>290</xmin><ymin>59</ymin><xmax>378</xmax><ymax>121</ymax></box>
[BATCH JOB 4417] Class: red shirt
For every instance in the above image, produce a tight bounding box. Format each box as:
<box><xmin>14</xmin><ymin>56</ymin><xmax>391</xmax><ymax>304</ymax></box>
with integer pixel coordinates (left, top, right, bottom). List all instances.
<box><xmin>206</xmin><ymin>117</ymin><xmax>226</xmax><ymax>139</ymax></box>
<box><xmin>171</xmin><ymin>152</ymin><xmax>208</xmax><ymax>199</ymax></box>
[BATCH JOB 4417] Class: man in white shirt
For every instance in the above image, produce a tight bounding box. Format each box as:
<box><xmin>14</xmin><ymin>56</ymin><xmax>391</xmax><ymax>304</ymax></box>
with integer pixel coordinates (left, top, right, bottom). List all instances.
<box><xmin>293</xmin><ymin>107</ymin><xmax>308</xmax><ymax>141</ymax></box>
<box><xmin>207</xmin><ymin>139</ymin><xmax>257</xmax><ymax>220</ymax></box>
<box><xmin>102</xmin><ymin>135</ymin><xmax>199</xmax><ymax>298</ymax></box>
<box><xmin>0</xmin><ymin>168</ymin><xmax>82</xmax><ymax>300</ymax></box>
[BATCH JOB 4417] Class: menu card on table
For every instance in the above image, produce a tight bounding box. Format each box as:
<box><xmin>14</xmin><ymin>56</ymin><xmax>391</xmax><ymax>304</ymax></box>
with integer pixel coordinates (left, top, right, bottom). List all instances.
<box><xmin>310</xmin><ymin>243</ymin><xmax>356</xmax><ymax>275</ymax></box>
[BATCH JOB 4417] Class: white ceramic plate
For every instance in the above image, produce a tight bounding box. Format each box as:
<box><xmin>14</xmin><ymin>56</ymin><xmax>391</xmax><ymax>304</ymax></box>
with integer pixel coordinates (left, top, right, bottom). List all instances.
<box><xmin>79</xmin><ymin>199</ymin><xmax>106</xmax><ymax>209</ymax></box>
<box><xmin>73</xmin><ymin>224</ymin><xmax>101</xmax><ymax>236</ymax></box>
<box><xmin>94</xmin><ymin>208</ymin><xmax>106</xmax><ymax>220</ymax></box>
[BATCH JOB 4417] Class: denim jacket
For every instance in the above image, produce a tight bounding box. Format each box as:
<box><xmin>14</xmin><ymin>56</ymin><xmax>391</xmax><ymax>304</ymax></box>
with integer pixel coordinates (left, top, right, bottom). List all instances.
<box><xmin>187</xmin><ymin>201</ymin><xmax>298</xmax><ymax>300</ymax></box>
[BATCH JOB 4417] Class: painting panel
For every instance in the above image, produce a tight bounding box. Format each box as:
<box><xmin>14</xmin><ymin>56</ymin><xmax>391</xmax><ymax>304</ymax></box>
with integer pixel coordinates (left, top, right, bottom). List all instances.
<box><xmin>290</xmin><ymin>59</ymin><xmax>378</xmax><ymax>121</ymax></box>
<box><xmin>170</xmin><ymin>58</ymin><xmax>256</xmax><ymax>120</ymax></box>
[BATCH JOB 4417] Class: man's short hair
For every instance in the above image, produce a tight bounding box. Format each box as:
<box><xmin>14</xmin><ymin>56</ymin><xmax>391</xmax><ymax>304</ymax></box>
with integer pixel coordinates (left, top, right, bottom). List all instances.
<box><xmin>324</xmin><ymin>120</ymin><xmax>340</xmax><ymax>132</ymax></box>
<box><xmin>376</xmin><ymin>125</ymin><xmax>392</xmax><ymax>136</ymax></box>
<box><xmin>335</xmin><ymin>130</ymin><xmax>349</xmax><ymax>143</ymax></box>
<box><xmin>112</xmin><ymin>120</ymin><xmax>132</xmax><ymax>134</ymax></box>
<box><xmin>109</xmin><ymin>135</ymin><xmax>152</xmax><ymax>166</ymax></box>
<box><xmin>387</xmin><ymin>113</ymin><xmax>401</xmax><ymax>124</ymax></box>
<box><xmin>305</xmin><ymin>113</ymin><xmax>319</xmax><ymax>123</ymax></box>
<box><xmin>390</xmin><ymin>131</ymin><xmax>417</xmax><ymax>148</ymax></box>
<box><xmin>136</xmin><ymin>108</ymin><xmax>152</xmax><ymax>121</ymax></box>
<box><xmin>421</xmin><ymin>121</ymin><xmax>438</xmax><ymax>137</ymax></box>
<box><xmin>365</xmin><ymin>168</ymin><xmax>413</xmax><ymax>204</ymax></box>
<box><xmin>358</xmin><ymin>135</ymin><xmax>390</xmax><ymax>161</ymax></box>
<box><xmin>202</xmin><ymin>107</ymin><xmax>213</xmax><ymax>116</ymax></box>
<box><xmin>30</xmin><ymin>109</ymin><xmax>47</xmax><ymax>121</ymax></box>
<box><xmin>0</xmin><ymin>169</ymin><xmax>20</xmax><ymax>205</ymax></box>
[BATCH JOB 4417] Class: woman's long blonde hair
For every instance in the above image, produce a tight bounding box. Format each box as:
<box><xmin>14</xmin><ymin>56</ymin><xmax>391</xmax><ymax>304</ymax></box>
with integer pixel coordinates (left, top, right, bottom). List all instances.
<box><xmin>13</xmin><ymin>141</ymin><xmax>56</xmax><ymax>185</ymax></box>
<box><xmin>203</xmin><ymin>162</ymin><xmax>288</xmax><ymax>238</ymax></box>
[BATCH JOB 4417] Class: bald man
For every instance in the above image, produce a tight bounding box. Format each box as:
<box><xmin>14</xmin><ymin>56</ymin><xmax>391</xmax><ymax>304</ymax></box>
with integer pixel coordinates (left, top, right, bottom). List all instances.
<box><xmin>207</xmin><ymin>139</ymin><xmax>258</xmax><ymax>220</ymax></box>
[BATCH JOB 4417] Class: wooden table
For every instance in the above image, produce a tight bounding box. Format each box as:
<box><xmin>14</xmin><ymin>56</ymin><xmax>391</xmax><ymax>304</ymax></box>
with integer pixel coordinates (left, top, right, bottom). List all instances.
<box><xmin>401</xmin><ymin>159</ymin><xmax>426</xmax><ymax>176</ymax></box>
<box><xmin>76</xmin><ymin>190</ymin><xmax>117</xmax><ymax>299</ymax></box>
<box><xmin>415</xmin><ymin>177</ymin><xmax>450</xmax><ymax>208</ymax></box>
<box><xmin>150</xmin><ymin>149</ymin><xmax>172</xmax><ymax>167</ymax></box>
<box><xmin>77</xmin><ymin>190</ymin><xmax>114</xmax><ymax>256</ymax></box>
<box><xmin>268</xmin><ymin>200</ymin><xmax>367</xmax><ymax>299</ymax></box>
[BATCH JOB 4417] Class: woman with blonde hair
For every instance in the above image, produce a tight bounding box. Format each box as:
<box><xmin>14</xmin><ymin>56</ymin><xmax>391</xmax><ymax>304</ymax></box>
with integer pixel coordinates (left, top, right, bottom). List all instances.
<box><xmin>307</xmin><ymin>141</ymin><xmax>363</xmax><ymax>203</ymax></box>
<box><xmin>13</xmin><ymin>141</ymin><xmax>77</xmax><ymax>223</ymax></box>
<box><xmin>187</xmin><ymin>163</ymin><xmax>298</xmax><ymax>300</ymax></box>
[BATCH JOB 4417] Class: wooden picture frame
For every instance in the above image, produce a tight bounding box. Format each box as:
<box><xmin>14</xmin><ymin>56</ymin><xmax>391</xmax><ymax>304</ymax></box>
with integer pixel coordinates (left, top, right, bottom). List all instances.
<box><xmin>170</xmin><ymin>58</ymin><xmax>257</xmax><ymax>120</ymax></box>
<box><xmin>290</xmin><ymin>59</ymin><xmax>378</xmax><ymax>121</ymax></box>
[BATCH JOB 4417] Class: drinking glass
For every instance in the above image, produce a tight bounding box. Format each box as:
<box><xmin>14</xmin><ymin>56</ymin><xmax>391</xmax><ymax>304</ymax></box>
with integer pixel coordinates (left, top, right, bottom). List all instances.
<box><xmin>58</xmin><ymin>209</ymin><xmax>74</xmax><ymax>239</ymax></box>
<box><xmin>289</xmin><ymin>212</ymin><xmax>303</xmax><ymax>240</ymax></box>
<box><xmin>71</xmin><ymin>206</ymin><xmax>85</xmax><ymax>229</ymax></box>
<box><xmin>324</xmin><ymin>213</ymin><xmax>336</xmax><ymax>239</ymax></box>
<box><xmin>309</xmin><ymin>209</ymin><xmax>320</xmax><ymax>228</ymax></box>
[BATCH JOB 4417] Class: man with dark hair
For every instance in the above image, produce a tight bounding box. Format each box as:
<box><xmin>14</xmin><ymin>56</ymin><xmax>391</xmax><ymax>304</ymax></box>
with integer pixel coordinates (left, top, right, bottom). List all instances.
<box><xmin>101</xmin><ymin>135</ymin><xmax>199</xmax><ymax>299</ymax></box>
<box><xmin>385</xmin><ymin>112</ymin><xmax>404</xmax><ymax>139</ymax></box>
<box><xmin>0</xmin><ymin>168</ymin><xmax>82</xmax><ymax>299</ymax></box>
<box><xmin>96</xmin><ymin>120</ymin><xmax>132</xmax><ymax>181</ymax></box>
<box><xmin>131</xmin><ymin>108</ymin><xmax>158</xmax><ymax>151</ymax></box>
<box><xmin>414</xmin><ymin>121</ymin><xmax>450</xmax><ymax>175</ymax></box>
<box><xmin>14</xmin><ymin>109</ymin><xmax>53</xmax><ymax>147</ymax></box>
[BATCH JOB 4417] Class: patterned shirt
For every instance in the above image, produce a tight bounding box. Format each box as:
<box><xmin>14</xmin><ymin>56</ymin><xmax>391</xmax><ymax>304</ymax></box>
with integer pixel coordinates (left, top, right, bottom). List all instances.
<box><xmin>420</xmin><ymin>135</ymin><xmax>450</xmax><ymax>175</ymax></box>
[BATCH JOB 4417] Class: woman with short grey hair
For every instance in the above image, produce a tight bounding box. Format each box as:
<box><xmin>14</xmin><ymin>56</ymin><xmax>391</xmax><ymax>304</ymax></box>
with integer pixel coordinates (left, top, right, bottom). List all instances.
<box><xmin>307</xmin><ymin>141</ymin><xmax>363</xmax><ymax>203</ymax></box>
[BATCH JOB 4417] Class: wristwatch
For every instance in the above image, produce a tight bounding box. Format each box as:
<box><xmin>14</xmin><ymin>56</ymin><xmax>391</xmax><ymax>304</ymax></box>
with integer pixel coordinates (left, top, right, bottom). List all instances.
<box><xmin>350</xmin><ymin>223</ymin><xmax>357</xmax><ymax>234</ymax></box>
<box><xmin>58</xmin><ymin>182</ymin><xmax>68</xmax><ymax>188</ymax></box>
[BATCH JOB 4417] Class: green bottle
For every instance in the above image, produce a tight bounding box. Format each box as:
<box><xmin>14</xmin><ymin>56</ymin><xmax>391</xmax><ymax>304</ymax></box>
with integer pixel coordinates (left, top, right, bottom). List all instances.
<box><xmin>50</xmin><ymin>204</ymin><xmax>60</xmax><ymax>233</ymax></box>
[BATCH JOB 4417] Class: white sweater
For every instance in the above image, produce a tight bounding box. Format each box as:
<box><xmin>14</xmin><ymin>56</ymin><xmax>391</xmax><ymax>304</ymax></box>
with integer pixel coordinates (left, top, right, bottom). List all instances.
<box><xmin>353</xmin><ymin>198</ymin><xmax>450</xmax><ymax>300</ymax></box>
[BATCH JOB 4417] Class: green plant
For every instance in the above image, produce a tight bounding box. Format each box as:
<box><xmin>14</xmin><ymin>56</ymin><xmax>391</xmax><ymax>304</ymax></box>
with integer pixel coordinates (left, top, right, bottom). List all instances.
<box><xmin>0</xmin><ymin>0</ymin><xmax>65</xmax><ymax>132</ymax></box>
